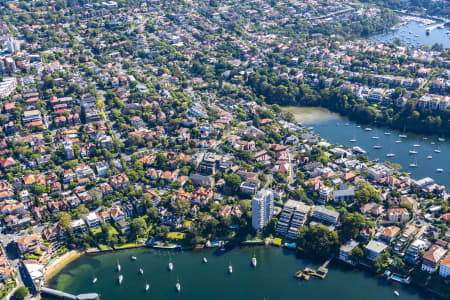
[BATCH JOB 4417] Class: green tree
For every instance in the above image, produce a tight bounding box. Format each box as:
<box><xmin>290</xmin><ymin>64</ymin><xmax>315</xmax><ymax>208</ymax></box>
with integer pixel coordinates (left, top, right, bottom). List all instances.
<box><xmin>171</xmin><ymin>198</ymin><xmax>191</xmax><ymax>216</ymax></box>
<box><xmin>13</xmin><ymin>287</ymin><xmax>29</xmax><ymax>299</ymax></box>
<box><xmin>131</xmin><ymin>217</ymin><xmax>147</xmax><ymax>238</ymax></box>
<box><xmin>339</xmin><ymin>213</ymin><xmax>365</xmax><ymax>242</ymax></box>
<box><xmin>224</xmin><ymin>173</ymin><xmax>242</xmax><ymax>193</ymax></box>
<box><xmin>297</xmin><ymin>225</ymin><xmax>339</xmax><ymax>261</ymax></box>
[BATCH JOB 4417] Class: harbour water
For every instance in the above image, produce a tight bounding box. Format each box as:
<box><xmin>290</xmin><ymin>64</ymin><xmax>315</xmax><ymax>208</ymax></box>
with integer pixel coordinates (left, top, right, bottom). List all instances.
<box><xmin>284</xmin><ymin>106</ymin><xmax>450</xmax><ymax>187</ymax></box>
<box><xmin>370</xmin><ymin>20</ymin><xmax>450</xmax><ymax>48</ymax></box>
<box><xmin>45</xmin><ymin>247</ymin><xmax>430</xmax><ymax>300</ymax></box>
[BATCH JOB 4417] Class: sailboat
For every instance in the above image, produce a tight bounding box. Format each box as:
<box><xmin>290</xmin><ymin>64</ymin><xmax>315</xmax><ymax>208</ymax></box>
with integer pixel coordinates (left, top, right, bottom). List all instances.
<box><xmin>228</xmin><ymin>261</ymin><xmax>233</xmax><ymax>274</ymax></box>
<box><xmin>394</xmin><ymin>290</ymin><xmax>400</xmax><ymax>296</ymax></box>
<box><xmin>139</xmin><ymin>268</ymin><xmax>144</xmax><ymax>275</ymax></box>
<box><xmin>349</xmin><ymin>137</ymin><xmax>357</xmax><ymax>143</ymax></box>
<box><xmin>118</xmin><ymin>274</ymin><xmax>123</xmax><ymax>285</ymax></box>
<box><xmin>131</xmin><ymin>256</ymin><xmax>137</xmax><ymax>261</ymax></box>
<box><xmin>395</xmin><ymin>140</ymin><xmax>402</xmax><ymax>144</ymax></box>
<box><xmin>117</xmin><ymin>260</ymin><xmax>121</xmax><ymax>272</ymax></box>
<box><xmin>408</xmin><ymin>149</ymin><xmax>418</xmax><ymax>154</ymax></box>
<box><xmin>438</xmin><ymin>137</ymin><xmax>445</xmax><ymax>142</ymax></box>
<box><xmin>203</xmin><ymin>257</ymin><xmax>208</xmax><ymax>263</ymax></box>
<box><xmin>251</xmin><ymin>254</ymin><xmax>257</xmax><ymax>268</ymax></box>
<box><xmin>371</xmin><ymin>135</ymin><xmax>379</xmax><ymax>140</ymax></box>
<box><xmin>386</xmin><ymin>153</ymin><xmax>396</xmax><ymax>157</ymax></box>
<box><xmin>92</xmin><ymin>277</ymin><xmax>98</xmax><ymax>284</ymax></box>
<box><xmin>427</xmin><ymin>155</ymin><xmax>433</xmax><ymax>159</ymax></box>
<box><xmin>168</xmin><ymin>259</ymin><xmax>174</xmax><ymax>272</ymax></box>
<box><xmin>399</xmin><ymin>134</ymin><xmax>407</xmax><ymax>138</ymax></box>
<box><xmin>384</xmin><ymin>132</ymin><xmax>391</xmax><ymax>135</ymax></box>
<box><xmin>145</xmin><ymin>281</ymin><xmax>150</xmax><ymax>292</ymax></box>
<box><xmin>434</xmin><ymin>145</ymin><xmax>441</xmax><ymax>153</ymax></box>
<box><xmin>409</xmin><ymin>158</ymin><xmax>418</xmax><ymax>168</ymax></box>
<box><xmin>176</xmin><ymin>279</ymin><xmax>181</xmax><ymax>293</ymax></box>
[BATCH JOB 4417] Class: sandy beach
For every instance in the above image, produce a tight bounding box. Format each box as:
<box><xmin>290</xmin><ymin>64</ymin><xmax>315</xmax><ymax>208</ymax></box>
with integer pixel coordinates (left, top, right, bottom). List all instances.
<box><xmin>44</xmin><ymin>250</ymin><xmax>83</xmax><ymax>281</ymax></box>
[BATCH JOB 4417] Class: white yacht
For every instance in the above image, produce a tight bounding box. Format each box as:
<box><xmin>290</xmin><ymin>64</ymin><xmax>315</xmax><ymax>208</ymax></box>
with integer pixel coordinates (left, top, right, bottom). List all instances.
<box><xmin>394</xmin><ymin>290</ymin><xmax>399</xmax><ymax>297</ymax></box>
<box><xmin>438</xmin><ymin>137</ymin><xmax>445</xmax><ymax>142</ymax></box>
<box><xmin>408</xmin><ymin>150</ymin><xmax>418</xmax><ymax>154</ymax></box>
<box><xmin>139</xmin><ymin>268</ymin><xmax>144</xmax><ymax>275</ymax></box>
<box><xmin>384</xmin><ymin>132</ymin><xmax>391</xmax><ymax>135</ymax></box>
<box><xmin>228</xmin><ymin>262</ymin><xmax>233</xmax><ymax>274</ymax></box>
<box><xmin>203</xmin><ymin>257</ymin><xmax>208</xmax><ymax>263</ymax></box>
<box><xmin>436</xmin><ymin>168</ymin><xmax>444</xmax><ymax>173</ymax></box>
<box><xmin>373</xmin><ymin>145</ymin><xmax>382</xmax><ymax>149</ymax></box>
<box><xmin>145</xmin><ymin>281</ymin><xmax>150</xmax><ymax>292</ymax></box>
<box><xmin>118</xmin><ymin>274</ymin><xmax>123</xmax><ymax>285</ymax></box>
<box><xmin>176</xmin><ymin>280</ymin><xmax>181</xmax><ymax>293</ymax></box>
<box><xmin>413</xmin><ymin>144</ymin><xmax>421</xmax><ymax>147</ymax></box>
<box><xmin>386</xmin><ymin>153</ymin><xmax>396</xmax><ymax>157</ymax></box>
<box><xmin>251</xmin><ymin>255</ymin><xmax>257</xmax><ymax>268</ymax></box>
<box><xmin>350</xmin><ymin>138</ymin><xmax>357</xmax><ymax>143</ymax></box>
<box><xmin>434</xmin><ymin>149</ymin><xmax>441</xmax><ymax>153</ymax></box>
<box><xmin>131</xmin><ymin>256</ymin><xmax>137</xmax><ymax>261</ymax></box>
<box><xmin>364</xmin><ymin>127</ymin><xmax>373</xmax><ymax>131</ymax></box>
<box><xmin>427</xmin><ymin>155</ymin><xmax>433</xmax><ymax>159</ymax></box>
<box><xmin>117</xmin><ymin>260</ymin><xmax>121</xmax><ymax>272</ymax></box>
<box><xmin>168</xmin><ymin>261</ymin><xmax>174</xmax><ymax>272</ymax></box>
<box><xmin>399</xmin><ymin>134</ymin><xmax>407</xmax><ymax>138</ymax></box>
<box><xmin>372</xmin><ymin>136</ymin><xmax>379</xmax><ymax>140</ymax></box>
<box><xmin>92</xmin><ymin>277</ymin><xmax>98</xmax><ymax>284</ymax></box>
<box><xmin>395</xmin><ymin>140</ymin><xmax>402</xmax><ymax>144</ymax></box>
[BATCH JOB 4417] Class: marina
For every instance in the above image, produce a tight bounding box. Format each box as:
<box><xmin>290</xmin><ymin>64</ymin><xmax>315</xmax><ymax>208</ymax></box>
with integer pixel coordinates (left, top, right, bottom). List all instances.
<box><xmin>370</xmin><ymin>18</ymin><xmax>450</xmax><ymax>48</ymax></box>
<box><xmin>44</xmin><ymin>247</ymin><xmax>430</xmax><ymax>300</ymax></box>
<box><xmin>283</xmin><ymin>106</ymin><xmax>450</xmax><ymax>187</ymax></box>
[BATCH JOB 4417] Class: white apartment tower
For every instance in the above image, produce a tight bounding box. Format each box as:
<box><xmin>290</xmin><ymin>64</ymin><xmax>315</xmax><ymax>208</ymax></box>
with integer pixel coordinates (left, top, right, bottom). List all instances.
<box><xmin>252</xmin><ymin>189</ymin><xmax>274</xmax><ymax>230</ymax></box>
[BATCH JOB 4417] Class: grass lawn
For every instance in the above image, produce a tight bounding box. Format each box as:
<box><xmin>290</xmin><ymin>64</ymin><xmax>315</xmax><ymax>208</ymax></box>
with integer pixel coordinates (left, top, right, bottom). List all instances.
<box><xmin>110</xmin><ymin>226</ymin><xmax>119</xmax><ymax>235</ymax></box>
<box><xmin>91</xmin><ymin>227</ymin><xmax>102</xmax><ymax>235</ymax></box>
<box><xmin>98</xmin><ymin>244</ymin><xmax>112</xmax><ymax>251</ymax></box>
<box><xmin>115</xmin><ymin>243</ymin><xmax>139</xmax><ymax>249</ymax></box>
<box><xmin>273</xmin><ymin>238</ymin><xmax>282</xmax><ymax>246</ymax></box>
<box><xmin>167</xmin><ymin>232</ymin><xmax>185</xmax><ymax>240</ymax></box>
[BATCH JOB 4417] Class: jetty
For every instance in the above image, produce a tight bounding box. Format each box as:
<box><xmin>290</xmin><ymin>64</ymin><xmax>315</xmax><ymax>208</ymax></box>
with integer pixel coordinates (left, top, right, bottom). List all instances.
<box><xmin>426</xmin><ymin>23</ymin><xmax>445</xmax><ymax>33</ymax></box>
<box><xmin>304</xmin><ymin>256</ymin><xmax>334</xmax><ymax>279</ymax></box>
<box><xmin>40</xmin><ymin>287</ymin><xmax>100</xmax><ymax>300</ymax></box>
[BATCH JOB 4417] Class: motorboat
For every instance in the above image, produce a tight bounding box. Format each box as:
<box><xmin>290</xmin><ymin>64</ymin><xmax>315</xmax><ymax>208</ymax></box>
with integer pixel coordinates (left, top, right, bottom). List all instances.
<box><xmin>395</xmin><ymin>140</ymin><xmax>402</xmax><ymax>144</ymax></box>
<box><xmin>436</xmin><ymin>168</ymin><xmax>444</xmax><ymax>173</ymax></box>
<box><xmin>228</xmin><ymin>262</ymin><xmax>233</xmax><ymax>274</ymax></box>
<box><xmin>117</xmin><ymin>260</ymin><xmax>121</xmax><ymax>272</ymax></box>
<box><xmin>203</xmin><ymin>257</ymin><xmax>208</xmax><ymax>263</ymax></box>
<box><xmin>145</xmin><ymin>281</ymin><xmax>150</xmax><ymax>292</ymax></box>
<box><xmin>364</xmin><ymin>127</ymin><xmax>373</xmax><ymax>131</ymax></box>
<box><xmin>384</xmin><ymin>132</ymin><xmax>391</xmax><ymax>135</ymax></box>
<box><xmin>131</xmin><ymin>256</ymin><xmax>137</xmax><ymax>261</ymax></box>
<box><xmin>434</xmin><ymin>149</ymin><xmax>441</xmax><ymax>153</ymax></box>
<box><xmin>92</xmin><ymin>277</ymin><xmax>98</xmax><ymax>284</ymax></box>
<box><xmin>413</xmin><ymin>144</ymin><xmax>421</xmax><ymax>147</ymax></box>
<box><xmin>438</xmin><ymin>137</ymin><xmax>445</xmax><ymax>142</ymax></box>
<box><xmin>408</xmin><ymin>150</ymin><xmax>418</xmax><ymax>154</ymax></box>
<box><xmin>118</xmin><ymin>274</ymin><xmax>123</xmax><ymax>285</ymax></box>
<box><xmin>373</xmin><ymin>145</ymin><xmax>382</xmax><ymax>149</ymax></box>
<box><xmin>168</xmin><ymin>261</ymin><xmax>174</xmax><ymax>272</ymax></box>
<box><xmin>372</xmin><ymin>136</ymin><xmax>379</xmax><ymax>140</ymax></box>
<box><xmin>386</xmin><ymin>153</ymin><xmax>396</xmax><ymax>157</ymax></box>
<box><xmin>399</xmin><ymin>134</ymin><xmax>407</xmax><ymax>138</ymax></box>
<box><xmin>139</xmin><ymin>268</ymin><xmax>144</xmax><ymax>275</ymax></box>
<box><xmin>350</xmin><ymin>138</ymin><xmax>357</xmax><ymax>143</ymax></box>
<box><xmin>394</xmin><ymin>290</ymin><xmax>399</xmax><ymax>297</ymax></box>
<box><xmin>427</xmin><ymin>155</ymin><xmax>433</xmax><ymax>159</ymax></box>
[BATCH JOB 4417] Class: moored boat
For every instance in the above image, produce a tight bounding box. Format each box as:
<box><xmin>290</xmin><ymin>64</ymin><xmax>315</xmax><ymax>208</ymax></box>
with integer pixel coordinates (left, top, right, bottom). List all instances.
<box><xmin>176</xmin><ymin>280</ymin><xmax>181</xmax><ymax>293</ymax></box>
<box><xmin>139</xmin><ymin>268</ymin><xmax>144</xmax><ymax>275</ymax></box>
<box><xmin>145</xmin><ymin>281</ymin><xmax>150</xmax><ymax>292</ymax></box>
<box><xmin>203</xmin><ymin>257</ymin><xmax>208</xmax><ymax>263</ymax></box>
<box><xmin>118</xmin><ymin>274</ymin><xmax>123</xmax><ymax>285</ymax></box>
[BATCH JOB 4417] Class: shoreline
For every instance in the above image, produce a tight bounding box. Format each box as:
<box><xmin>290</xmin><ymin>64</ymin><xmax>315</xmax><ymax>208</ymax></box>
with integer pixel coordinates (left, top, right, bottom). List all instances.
<box><xmin>44</xmin><ymin>245</ymin><xmax>446</xmax><ymax>299</ymax></box>
<box><xmin>44</xmin><ymin>250</ymin><xmax>83</xmax><ymax>282</ymax></box>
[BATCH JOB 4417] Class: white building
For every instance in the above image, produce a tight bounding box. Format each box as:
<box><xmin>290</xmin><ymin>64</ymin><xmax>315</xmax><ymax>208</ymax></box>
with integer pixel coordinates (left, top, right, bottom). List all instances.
<box><xmin>252</xmin><ymin>189</ymin><xmax>274</xmax><ymax>230</ymax></box>
<box><xmin>0</xmin><ymin>77</ymin><xmax>17</xmax><ymax>99</ymax></box>
<box><xmin>85</xmin><ymin>212</ymin><xmax>100</xmax><ymax>228</ymax></box>
<box><xmin>339</xmin><ymin>239</ymin><xmax>359</xmax><ymax>263</ymax></box>
<box><xmin>312</xmin><ymin>206</ymin><xmax>339</xmax><ymax>225</ymax></box>
<box><xmin>365</xmin><ymin>240</ymin><xmax>388</xmax><ymax>261</ymax></box>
